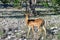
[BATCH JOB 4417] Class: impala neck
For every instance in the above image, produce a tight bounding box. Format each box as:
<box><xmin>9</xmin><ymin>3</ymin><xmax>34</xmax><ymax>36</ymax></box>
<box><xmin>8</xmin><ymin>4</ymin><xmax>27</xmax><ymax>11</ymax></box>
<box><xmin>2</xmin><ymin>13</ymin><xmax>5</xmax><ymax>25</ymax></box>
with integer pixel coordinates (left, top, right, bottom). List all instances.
<box><xmin>25</xmin><ymin>14</ymin><xmax>29</xmax><ymax>25</ymax></box>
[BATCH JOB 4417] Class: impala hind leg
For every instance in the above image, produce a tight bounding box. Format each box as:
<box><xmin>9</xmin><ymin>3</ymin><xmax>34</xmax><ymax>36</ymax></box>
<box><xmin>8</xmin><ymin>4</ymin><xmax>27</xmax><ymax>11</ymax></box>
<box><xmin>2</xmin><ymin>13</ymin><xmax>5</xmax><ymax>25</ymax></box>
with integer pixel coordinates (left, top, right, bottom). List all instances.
<box><xmin>43</xmin><ymin>26</ymin><xmax>46</xmax><ymax>36</ymax></box>
<box><xmin>38</xmin><ymin>26</ymin><xmax>42</xmax><ymax>36</ymax></box>
<box><xmin>42</xmin><ymin>26</ymin><xmax>46</xmax><ymax>37</ymax></box>
<box><xmin>27</xmin><ymin>27</ymin><xmax>31</xmax><ymax>38</ymax></box>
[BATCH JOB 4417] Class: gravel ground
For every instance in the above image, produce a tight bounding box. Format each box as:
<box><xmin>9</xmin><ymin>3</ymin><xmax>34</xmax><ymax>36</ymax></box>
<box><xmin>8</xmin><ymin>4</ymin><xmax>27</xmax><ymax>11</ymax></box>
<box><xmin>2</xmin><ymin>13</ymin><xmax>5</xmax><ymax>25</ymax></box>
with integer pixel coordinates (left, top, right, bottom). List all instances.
<box><xmin>0</xmin><ymin>15</ymin><xmax>60</xmax><ymax>40</ymax></box>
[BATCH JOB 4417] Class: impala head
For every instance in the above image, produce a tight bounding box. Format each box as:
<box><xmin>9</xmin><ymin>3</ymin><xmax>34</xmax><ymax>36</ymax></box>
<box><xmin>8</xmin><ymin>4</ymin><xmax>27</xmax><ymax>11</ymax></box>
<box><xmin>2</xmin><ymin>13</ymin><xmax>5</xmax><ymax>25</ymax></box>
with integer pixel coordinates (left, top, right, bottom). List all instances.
<box><xmin>25</xmin><ymin>14</ymin><xmax>29</xmax><ymax>16</ymax></box>
<box><xmin>24</xmin><ymin>11</ymin><xmax>32</xmax><ymax>17</ymax></box>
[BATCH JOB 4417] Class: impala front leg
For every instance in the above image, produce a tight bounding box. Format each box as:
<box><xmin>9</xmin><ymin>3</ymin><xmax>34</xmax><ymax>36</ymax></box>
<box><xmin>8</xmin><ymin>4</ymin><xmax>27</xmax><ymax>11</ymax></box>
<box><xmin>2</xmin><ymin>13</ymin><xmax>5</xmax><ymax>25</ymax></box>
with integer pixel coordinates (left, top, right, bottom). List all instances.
<box><xmin>27</xmin><ymin>27</ymin><xmax>31</xmax><ymax>38</ymax></box>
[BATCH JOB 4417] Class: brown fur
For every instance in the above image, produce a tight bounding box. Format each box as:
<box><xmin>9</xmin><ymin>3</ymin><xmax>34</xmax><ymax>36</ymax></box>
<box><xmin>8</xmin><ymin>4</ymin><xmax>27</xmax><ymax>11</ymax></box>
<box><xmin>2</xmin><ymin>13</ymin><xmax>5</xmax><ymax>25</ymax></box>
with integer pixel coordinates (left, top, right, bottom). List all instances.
<box><xmin>25</xmin><ymin>14</ymin><xmax>46</xmax><ymax>38</ymax></box>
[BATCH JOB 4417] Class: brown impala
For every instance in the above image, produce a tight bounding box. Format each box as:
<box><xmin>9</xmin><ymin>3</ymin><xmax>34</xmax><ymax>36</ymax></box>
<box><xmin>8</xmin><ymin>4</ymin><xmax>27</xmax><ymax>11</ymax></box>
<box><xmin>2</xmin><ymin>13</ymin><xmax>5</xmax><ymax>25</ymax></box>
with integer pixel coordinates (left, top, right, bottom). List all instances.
<box><xmin>25</xmin><ymin>13</ymin><xmax>46</xmax><ymax>38</ymax></box>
